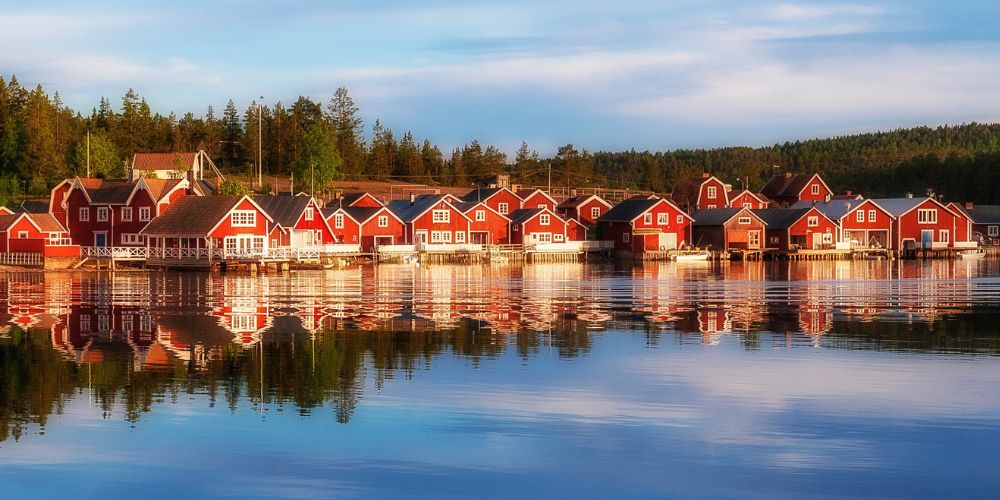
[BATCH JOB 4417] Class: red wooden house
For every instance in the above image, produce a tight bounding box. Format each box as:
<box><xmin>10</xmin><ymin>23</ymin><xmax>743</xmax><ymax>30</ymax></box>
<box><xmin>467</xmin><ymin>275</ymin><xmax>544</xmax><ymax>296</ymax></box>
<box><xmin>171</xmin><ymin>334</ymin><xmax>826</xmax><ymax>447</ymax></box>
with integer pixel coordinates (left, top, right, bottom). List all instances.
<box><xmin>0</xmin><ymin>212</ymin><xmax>78</xmax><ymax>257</ymax></box>
<box><xmin>691</xmin><ymin>207</ymin><xmax>767</xmax><ymax>251</ymax></box>
<box><xmin>322</xmin><ymin>206</ymin><xmax>360</xmax><ymax>244</ymax></box>
<box><xmin>947</xmin><ymin>202</ymin><xmax>974</xmax><ymax>245</ymax></box>
<box><xmin>755</xmin><ymin>207</ymin><xmax>837</xmax><ymax>251</ymax></box>
<box><xmin>387</xmin><ymin>194</ymin><xmax>472</xmax><ymax>245</ymax></box>
<box><xmin>671</xmin><ymin>174</ymin><xmax>731</xmax><ymax>212</ymax></box>
<box><xmin>871</xmin><ymin>197</ymin><xmax>961</xmax><ymax>250</ymax></box>
<box><xmin>508</xmin><ymin>208</ymin><xmax>568</xmax><ymax>245</ymax></box>
<box><xmin>516</xmin><ymin>188</ymin><xmax>558</xmax><ymax>210</ymax></box>
<box><xmin>555</xmin><ymin>194</ymin><xmax>612</xmax><ymax>226</ymax></box>
<box><xmin>761</xmin><ymin>173</ymin><xmax>832</xmax><ymax>207</ymax></box>
<box><xmin>728</xmin><ymin>190</ymin><xmax>769</xmax><ymax>209</ymax></box>
<box><xmin>566</xmin><ymin>218</ymin><xmax>588</xmax><ymax>241</ymax></box>
<box><xmin>253</xmin><ymin>195</ymin><xmax>335</xmax><ymax>248</ymax></box>
<box><xmin>597</xmin><ymin>198</ymin><xmax>693</xmax><ymax>253</ymax></box>
<box><xmin>461</xmin><ymin>187</ymin><xmax>523</xmax><ymax>217</ymax></box>
<box><xmin>141</xmin><ymin>195</ymin><xmax>273</xmax><ymax>257</ymax></box>
<box><xmin>800</xmin><ymin>198</ymin><xmax>896</xmax><ymax>249</ymax></box>
<box><xmin>323</xmin><ymin>205</ymin><xmax>406</xmax><ymax>250</ymax></box>
<box><xmin>964</xmin><ymin>204</ymin><xmax>1000</xmax><ymax>241</ymax></box>
<box><xmin>326</xmin><ymin>192</ymin><xmax>383</xmax><ymax>209</ymax></box>
<box><xmin>453</xmin><ymin>201</ymin><xmax>510</xmax><ymax>245</ymax></box>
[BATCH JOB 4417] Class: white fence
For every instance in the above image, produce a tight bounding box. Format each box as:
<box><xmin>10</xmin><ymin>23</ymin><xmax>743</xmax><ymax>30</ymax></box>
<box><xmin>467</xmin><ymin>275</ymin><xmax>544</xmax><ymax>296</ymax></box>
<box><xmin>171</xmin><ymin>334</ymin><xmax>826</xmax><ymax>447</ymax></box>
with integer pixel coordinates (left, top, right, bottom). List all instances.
<box><xmin>377</xmin><ymin>244</ymin><xmax>417</xmax><ymax>254</ymax></box>
<box><xmin>415</xmin><ymin>243</ymin><xmax>484</xmax><ymax>253</ymax></box>
<box><xmin>83</xmin><ymin>245</ymin><xmax>361</xmax><ymax>261</ymax></box>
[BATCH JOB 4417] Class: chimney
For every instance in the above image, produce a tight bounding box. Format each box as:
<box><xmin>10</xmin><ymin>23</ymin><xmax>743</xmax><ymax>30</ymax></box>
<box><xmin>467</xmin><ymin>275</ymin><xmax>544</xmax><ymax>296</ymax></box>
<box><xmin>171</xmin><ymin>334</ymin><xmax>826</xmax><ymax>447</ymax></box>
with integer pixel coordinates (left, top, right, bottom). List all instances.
<box><xmin>785</xmin><ymin>172</ymin><xmax>793</xmax><ymax>179</ymax></box>
<box><xmin>906</xmin><ymin>192</ymin><xmax>913</xmax><ymax>198</ymax></box>
<box><xmin>409</xmin><ymin>192</ymin><xmax>416</xmax><ymax>205</ymax></box>
<box><xmin>702</xmin><ymin>172</ymin><xmax>710</xmax><ymax>179</ymax></box>
<box><xmin>845</xmin><ymin>190</ymin><xmax>852</xmax><ymax>197</ymax></box>
<box><xmin>966</xmin><ymin>201</ymin><xmax>974</xmax><ymax>210</ymax></box>
<box><xmin>824</xmin><ymin>193</ymin><xmax>831</xmax><ymax>202</ymax></box>
<box><xmin>570</xmin><ymin>188</ymin><xmax>577</xmax><ymax>197</ymax></box>
<box><xmin>511</xmin><ymin>183</ymin><xmax>521</xmax><ymax>193</ymax></box>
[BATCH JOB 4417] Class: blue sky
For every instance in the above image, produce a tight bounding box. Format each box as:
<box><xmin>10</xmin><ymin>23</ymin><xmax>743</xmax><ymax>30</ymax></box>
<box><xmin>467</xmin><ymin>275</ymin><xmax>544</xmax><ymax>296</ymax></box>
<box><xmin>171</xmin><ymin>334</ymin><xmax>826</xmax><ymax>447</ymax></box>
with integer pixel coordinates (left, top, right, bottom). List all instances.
<box><xmin>3</xmin><ymin>0</ymin><xmax>1000</xmax><ymax>154</ymax></box>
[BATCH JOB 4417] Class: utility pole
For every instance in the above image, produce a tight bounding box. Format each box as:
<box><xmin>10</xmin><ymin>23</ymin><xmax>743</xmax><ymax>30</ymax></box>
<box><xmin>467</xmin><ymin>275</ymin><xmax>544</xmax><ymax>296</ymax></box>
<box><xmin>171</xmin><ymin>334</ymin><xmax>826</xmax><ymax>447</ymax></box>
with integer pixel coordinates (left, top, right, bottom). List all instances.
<box><xmin>310</xmin><ymin>162</ymin><xmax>315</xmax><ymax>199</ymax></box>
<box><xmin>86</xmin><ymin>130</ymin><xmax>91</xmax><ymax>177</ymax></box>
<box><xmin>257</xmin><ymin>96</ymin><xmax>264</xmax><ymax>189</ymax></box>
<box><xmin>547</xmin><ymin>161</ymin><xmax>552</xmax><ymax>193</ymax></box>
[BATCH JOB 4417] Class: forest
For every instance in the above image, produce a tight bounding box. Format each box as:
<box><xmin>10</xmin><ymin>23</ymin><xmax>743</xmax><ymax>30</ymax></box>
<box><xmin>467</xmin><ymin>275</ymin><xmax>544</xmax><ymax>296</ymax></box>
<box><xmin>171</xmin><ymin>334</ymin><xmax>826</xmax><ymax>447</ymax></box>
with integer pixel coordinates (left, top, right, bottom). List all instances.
<box><xmin>2</xmin><ymin>73</ymin><xmax>1000</xmax><ymax>204</ymax></box>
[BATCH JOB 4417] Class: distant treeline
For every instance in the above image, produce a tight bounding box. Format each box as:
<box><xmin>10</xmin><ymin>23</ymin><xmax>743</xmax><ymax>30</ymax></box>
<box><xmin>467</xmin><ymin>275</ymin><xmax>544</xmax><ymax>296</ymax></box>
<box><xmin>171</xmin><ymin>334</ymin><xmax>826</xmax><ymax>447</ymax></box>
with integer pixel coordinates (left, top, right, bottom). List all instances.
<box><xmin>2</xmin><ymin>74</ymin><xmax>1000</xmax><ymax>204</ymax></box>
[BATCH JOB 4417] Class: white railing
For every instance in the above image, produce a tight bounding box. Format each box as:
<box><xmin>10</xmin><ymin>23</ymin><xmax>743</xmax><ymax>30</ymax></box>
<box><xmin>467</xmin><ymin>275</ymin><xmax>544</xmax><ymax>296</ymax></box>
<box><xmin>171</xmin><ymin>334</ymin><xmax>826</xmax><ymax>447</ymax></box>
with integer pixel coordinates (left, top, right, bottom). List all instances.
<box><xmin>527</xmin><ymin>241</ymin><xmax>583</xmax><ymax>253</ymax></box>
<box><xmin>580</xmin><ymin>240</ymin><xmax>614</xmax><ymax>251</ymax></box>
<box><xmin>954</xmin><ymin>241</ymin><xmax>979</xmax><ymax>249</ymax></box>
<box><xmin>377</xmin><ymin>244</ymin><xmax>417</xmax><ymax>254</ymax></box>
<box><xmin>416</xmin><ymin>243</ymin><xmax>484</xmax><ymax>253</ymax></box>
<box><xmin>83</xmin><ymin>246</ymin><xmax>149</xmax><ymax>260</ymax></box>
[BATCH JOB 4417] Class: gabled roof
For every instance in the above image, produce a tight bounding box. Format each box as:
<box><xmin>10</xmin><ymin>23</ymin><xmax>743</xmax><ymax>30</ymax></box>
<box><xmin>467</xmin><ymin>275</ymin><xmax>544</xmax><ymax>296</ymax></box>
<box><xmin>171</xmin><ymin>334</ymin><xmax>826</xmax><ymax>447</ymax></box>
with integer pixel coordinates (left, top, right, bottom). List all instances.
<box><xmin>556</xmin><ymin>194</ymin><xmax>612</xmax><ymax>210</ymax></box>
<box><xmin>727</xmin><ymin>190</ymin><xmax>768</xmax><ymax>205</ymax></box>
<box><xmin>598</xmin><ymin>198</ymin><xmax>693</xmax><ymax>224</ymax></box>
<box><xmin>18</xmin><ymin>200</ymin><xmax>49</xmax><ymax>214</ymax></box>
<box><xmin>26</xmin><ymin>213</ymin><xmax>67</xmax><ymax>233</ymax></box>
<box><xmin>344</xmin><ymin>206</ymin><xmax>402</xmax><ymax>225</ymax></box>
<box><xmin>460</xmin><ymin>187</ymin><xmax>512</xmax><ymax>204</ymax></box>
<box><xmin>0</xmin><ymin>206</ymin><xmax>13</xmax><ymax>215</ymax></box>
<box><xmin>0</xmin><ymin>214</ymin><xmax>21</xmax><ymax>231</ymax></box>
<box><xmin>791</xmin><ymin>198</ymin><xmax>894</xmax><ymax>222</ymax></box>
<box><xmin>515</xmin><ymin>188</ymin><xmax>557</xmax><ymax>204</ymax></box>
<box><xmin>753</xmin><ymin>207</ymin><xmax>827</xmax><ymax>230</ymax></box>
<box><xmin>142</xmin><ymin>178</ymin><xmax>186</xmax><ymax>202</ymax></box>
<box><xmin>326</xmin><ymin>192</ymin><xmax>382</xmax><ymax>208</ymax></box>
<box><xmin>965</xmin><ymin>205</ymin><xmax>1000</xmax><ymax>224</ymax></box>
<box><xmin>132</xmin><ymin>152</ymin><xmax>197</xmax><ymax>171</ymax></box>
<box><xmin>508</xmin><ymin>207</ymin><xmax>562</xmax><ymax>225</ymax></box>
<box><xmin>947</xmin><ymin>202</ymin><xmax>972</xmax><ymax>220</ymax></box>
<box><xmin>691</xmin><ymin>207</ymin><xmax>765</xmax><ymax>226</ymax></box>
<box><xmin>761</xmin><ymin>173</ymin><xmax>829</xmax><ymax>199</ymax></box>
<box><xmin>142</xmin><ymin>196</ymin><xmax>268</xmax><ymax>237</ymax></box>
<box><xmin>252</xmin><ymin>195</ymin><xmax>314</xmax><ymax>229</ymax></box>
<box><xmin>79</xmin><ymin>179</ymin><xmax>136</xmax><ymax>205</ymax></box>
<box><xmin>868</xmin><ymin>197</ymin><xmax>959</xmax><ymax>218</ymax></box>
<box><xmin>386</xmin><ymin>194</ymin><xmax>471</xmax><ymax>223</ymax></box>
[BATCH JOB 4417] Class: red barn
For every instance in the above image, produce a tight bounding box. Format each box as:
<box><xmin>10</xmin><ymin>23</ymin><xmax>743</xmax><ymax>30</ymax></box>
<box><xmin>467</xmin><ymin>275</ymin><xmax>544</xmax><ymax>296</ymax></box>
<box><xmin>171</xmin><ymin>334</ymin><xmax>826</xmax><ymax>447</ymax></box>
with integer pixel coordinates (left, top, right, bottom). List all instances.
<box><xmin>516</xmin><ymin>189</ymin><xmax>558</xmax><ymax>211</ymax></box>
<box><xmin>253</xmin><ymin>195</ymin><xmax>335</xmax><ymax>248</ymax></box>
<box><xmin>671</xmin><ymin>174</ymin><xmax>731</xmax><ymax>212</ymax></box>
<box><xmin>597</xmin><ymin>198</ymin><xmax>693</xmax><ymax>253</ymax></box>
<box><xmin>508</xmin><ymin>208</ymin><xmax>568</xmax><ymax>245</ymax></box>
<box><xmin>728</xmin><ymin>190</ymin><xmax>769</xmax><ymax>209</ymax></box>
<box><xmin>322</xmin><ymin>207</ymin><xmax>360</xmax><ymax>244</ymax></box>
<box><xmin>755</xmin><ymin>207</ymin><xmax>837</xmax><ymax>251</ymax></box>
<box><xmin>0</xmin><ymin>212</ymin><xmax>77</xmax><ymax>256</ymax></box>
<box><xmin>142</xmin><ymin>195</ymin><xmax>273</xmax><ymax>257</ymax></box>
<box><xmin>326</xmin><ymin>192</ymin><xmax>383</xmax><ymax>209</ymax></box>
<box><xmin>453</xmin><ymin>201</ymin><xmax>510</xmax><ymax>245</ymax></box>
<box><xmin>555</xmin><ymin>194</ymin><xmax>612</xmax><ymax>226</ymax></box>
<box><xmin>761</xmin><ymin>173</ymin><xmax>832</xmax><ymax>207</ymax></box>
<box><xmin>387</xmin><ymin>195</ymin><xmax>471</xmax><ymax>245</ymax></box>
<box><xmin>460</xmin><ymin>187</ymin><xmax>523</xmax><ymax>217</ymax></box>
<box><xmin>872</xmin><ymin>197</ymin><xmax>961</xmax><ymax>250</ymax></box>
<box><xmin>346</xmin><ymin>206</ymin><xmax>406</xmax><ymax>250</ymax></box>
<box><xmin>691</xmin><ymin>207</ymin><xmax>767</xmax><ymax>251</ymax></box>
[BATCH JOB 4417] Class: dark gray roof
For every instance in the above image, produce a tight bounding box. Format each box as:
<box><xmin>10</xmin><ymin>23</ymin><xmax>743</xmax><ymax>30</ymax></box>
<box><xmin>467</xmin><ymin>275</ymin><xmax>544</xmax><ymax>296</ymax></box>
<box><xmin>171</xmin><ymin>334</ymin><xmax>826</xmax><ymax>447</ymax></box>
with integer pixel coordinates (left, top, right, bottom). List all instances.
<box><xmin>87</xmin><ymin>181</ymin><xmax>136</xmax><ymax>204</ymax></box>
<box><xmin>868</xmin><ymin>197</ymin><xmax>935</xmax><ymax>217</ymax></box>
<box><xmin>460</xmin><ymin>188</ymin><xmax>505</xmax><ymax>203</ymax></box>
<box><xmin>508</xmin><ymin>208</ymin><xmax>548</xmax><ymax>225</ymax></box>
<box><xmin>966</xmin><ymin>205</ymin><xmax>1000</xmax><ymax>224</ymax></box>
<box><xmin>343</xmin><ymin>206</ymin><xmax>382</xmax><ymax>224</ymax></box>
<box><xmin>691</xmin><ymin>207</ymin><xmax>761</xmax><ymax>226</ymax></box>
<box><xmin>761</xmin><ymin>173</ymin><xmax>816</xmax><ymax>198</ymax></box>
<box><xmin>451</xmin><ymin>201</ymin><xmax>479</xmax><ymax>213</ymax></box>
<box><xmin>141</xmin><ymin>196</ymin><xmax>243</xmax><ymax>236</ymax></box>
<box><xmin>387</xmin><ymin>194</ymin><xmax>453</xmax><ymax>222</ymax></box>
<box><xmin>18</xmin><ymin>200</ymin><xmax>49</xmax><ymax>214</ymax></box>
<box><xmin>753</xmin><ymin>208</ymin><xmax>812</xmax><ymax>229</ymax></box>
<box><xmin>252</xmin><ymin>195</ymin><xmax>312</xmax><ymax>228</ymax></box>
<box><xmin>790</xmin><ymin>199</ymin><xmax>852</xmax><ymax>221</ymax></box>
<box><xmin>597</xmin><ymin>198</ymin><xmax>659</xmax><ymax>223</ymax></box>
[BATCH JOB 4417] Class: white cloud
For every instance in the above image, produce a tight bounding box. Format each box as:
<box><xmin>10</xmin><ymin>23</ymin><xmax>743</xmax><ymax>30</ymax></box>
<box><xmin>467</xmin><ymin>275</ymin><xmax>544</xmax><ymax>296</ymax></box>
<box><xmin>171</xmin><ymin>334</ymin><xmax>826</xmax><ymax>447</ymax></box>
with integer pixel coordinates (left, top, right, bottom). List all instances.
<box><xmin>765</xmin><ymin>3</ymin><xmax>885</xmax><ymax>21</ymax></box>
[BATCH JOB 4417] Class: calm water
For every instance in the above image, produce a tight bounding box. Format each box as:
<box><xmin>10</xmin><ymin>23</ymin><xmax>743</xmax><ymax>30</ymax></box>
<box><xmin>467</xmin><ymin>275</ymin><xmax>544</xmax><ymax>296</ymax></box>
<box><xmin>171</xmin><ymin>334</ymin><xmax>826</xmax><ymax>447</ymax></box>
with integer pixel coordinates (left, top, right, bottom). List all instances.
<box><xmin>2</xmin><ymin>260</ymin><xmax>1000</xmax><ymax>498</ymax></box>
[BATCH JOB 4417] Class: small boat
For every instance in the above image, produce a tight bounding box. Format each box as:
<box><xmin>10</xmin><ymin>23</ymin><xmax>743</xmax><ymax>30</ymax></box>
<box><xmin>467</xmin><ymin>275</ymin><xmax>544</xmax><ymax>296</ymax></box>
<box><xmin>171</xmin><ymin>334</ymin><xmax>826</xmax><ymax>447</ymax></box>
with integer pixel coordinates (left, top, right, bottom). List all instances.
<box><xmin>674</xmin><ymin>251</ymin><xmax>710</xmax><ymax>262</ymax></box>
<box><xmin>958</xmin><ymin>249</ymin><xmax>986</xmax><ymax>260</ymax></box>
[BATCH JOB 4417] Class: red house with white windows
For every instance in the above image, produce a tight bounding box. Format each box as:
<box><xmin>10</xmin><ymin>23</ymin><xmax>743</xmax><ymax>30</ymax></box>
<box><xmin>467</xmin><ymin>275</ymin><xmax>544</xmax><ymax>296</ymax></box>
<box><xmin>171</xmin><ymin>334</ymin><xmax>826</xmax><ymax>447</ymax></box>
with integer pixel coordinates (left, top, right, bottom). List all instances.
<box><xmin>691</xmin><ymin>207</ymin><xmax>767</xmax><ymax>251</ymax></box>
<box><xmin>141</xmin><ymin>195</ymin><xmax>273</xmax><ymax>259</ymax></box>
<box><xmin>453</xmin><ymin>201</ymin><xmax>510</xmax><ymax>245</ymax></box>
<box><xmin>671</xmin><ymin>174</ymin><xmax>731</xmax><ymax>212</ymax></box>
<box><xmin>761</xmin><ymin>173</ymin><xmax>832</xmax><ymax>207</ymax></box>
<box><xmin>0</xmin><ymin>212</ymin><xmax>78</xmax><ymax>257</ymax></box>
<box><xmin>728</xmin><ymin>190</ymin><xmax>769</xmax><ymax>210</ymax></box>
<box><xmin>508</xmin><ymin>208</ymin><xmax>569</xmax><ymax>245</ymax></box>
<box><xmin>323</xmin><ymin>207</ymin><xmax>360</xmax><ymax>244</ymax></box>
<box><xmin>323</xmin><ymin>205</ymin><xmax>405</xmax><ymax>251</ymax></box>
<box><xmin>253</xmin><ymin>195</ymin><xmax>335</xmax><ymax>248</ymax></box>
<box><xmin>566</xmin><ymin>219</ymin><xmax>588</xmax><ymax>241</ymax></box>
<box><xmin>871</xmin><ymin>197</ymin><xmax>963</xmax><ymax>250</ymax></box>
<box><xmin>793</xmin><ymin>198</ymin><xmax>895</xmax><ymax>249</ymax></box>
<box><xmin>555</xmin><ymin>194</ymin><xmax>612</xmax><ymax>226</ymax></box>
<box><xmin>597</xmin><ymin>198</ymin><xmax>694</xmax><ymax>253</ymax></box>
<box><xmin>516</xmin><ymin>189</ymin><xmax>558</xmax><ymax>211</ymax></box>
<box><xmin>461</xmin><ymin>187</ymin><xmax>523</xmax><ymax>217</ymax></box>
<box><xmin>54</xmin><ymin>177</ymin><xmax>189</xmax><ymax>247</ymax></box>
<box><xmin>387</xmin><ymin>195</ymin><xmax>472</xmax><ymax>245</ymax></box>
<box><xmin>755</xmin><ymin>207</ymin><xmax>838</xmax><ymax>251</ymax></box>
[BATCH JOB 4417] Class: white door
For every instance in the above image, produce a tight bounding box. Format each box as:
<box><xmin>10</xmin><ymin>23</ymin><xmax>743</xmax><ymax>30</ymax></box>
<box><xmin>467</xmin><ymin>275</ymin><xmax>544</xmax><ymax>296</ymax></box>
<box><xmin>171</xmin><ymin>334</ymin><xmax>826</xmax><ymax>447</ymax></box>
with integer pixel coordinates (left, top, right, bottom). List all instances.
<box><xmin>748</xmin><ymin>230</ymin><xmax>761</xmax><ymax>249</ymax></box>
<box><xmin>811</xmin><ymin>232</ymin><xmax>824</xmax><ymax>249</ymax></box>
<box><xmin>658</xmin><ymin>232</ymin><xmax>677</xmax><ymax>250</ymax></box>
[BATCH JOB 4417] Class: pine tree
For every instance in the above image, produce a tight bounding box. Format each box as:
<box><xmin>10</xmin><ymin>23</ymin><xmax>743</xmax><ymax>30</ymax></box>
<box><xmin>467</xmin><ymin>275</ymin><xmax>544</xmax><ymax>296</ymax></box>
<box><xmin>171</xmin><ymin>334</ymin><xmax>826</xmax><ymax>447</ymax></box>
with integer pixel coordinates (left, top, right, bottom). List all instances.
<box><xmin>396</xmin><ymin>131</ymin><xmax>424</xmax><ymax>178</ymax></box>
<box><xmin>21</xmin><ymin>84</ymin><xmax>64</xmax><ymax>180</ymax></box>
<box><xmin>327</xmin><ymin>87</ymin><xmax>365</xmax><ymax>176</ymax></box>
<box><xmin>421</xmin><ymin>139</ymin><xmax>444</xmax><ymax>182</ymax></box>
<box><xmin>221</xmin><ymin>99</ymin><xmax>243</xmax><ymax>171</ymax></box>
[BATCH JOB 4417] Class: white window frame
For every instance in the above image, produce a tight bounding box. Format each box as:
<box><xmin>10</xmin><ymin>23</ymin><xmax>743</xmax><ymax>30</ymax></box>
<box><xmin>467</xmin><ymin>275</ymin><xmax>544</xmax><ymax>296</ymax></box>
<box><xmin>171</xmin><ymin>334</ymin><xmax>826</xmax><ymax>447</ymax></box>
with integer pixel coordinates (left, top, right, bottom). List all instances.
<box><xmin>939</xmin><ymin>229</ymin><xmax>949</xmax><ymax>243</ymax></box>
<box><xmin>304</xmin><ymin>206</ymin><xmax>314</xmax><ymax>221</ymax></box>
<box><xmin>122</xmin><ymin>233</ymin><xmax>143</xmax><ymax>245</ymax></box>
<box><xmin>79</xmin><ymin>207</ymin><xmax>90</xmax><ymax>221</ymax></box>
<box><xmin>657</xmin><ymin>213</ymin><xmax>667</xmax><ymax>225</ymax></box>
<box><xmin>643</xmin><ymin>213</ymin><xmax>652</xmax><ymax>224</ymax></box>
<box><xmin>856</xmin><ymin>210</ymin><xmax>864</xmax><ymax>223</ymax></box>
<box><xmin>334</xmin><ymin>213</ymin><xmax>344</xmax><ymax>229</ymax></box>
<box><xmin>811</xmin><ymin>184</ymin><xmax>820</xmax><ymax>195</ymax></box>
<box><xmin>455</xmin><ymin>231</ymin><xmax>465</xmax><ymax>243</ymax></box>
<box><xmin>96</xmin><ymin>207</ymin><xmax>109</xmax><ymax>222</ymax></box>
<box><xmin>917</xmin><ymin>209</ymin><xmax>937</xmax><ymax>224</ymax></box>
<box><xmin>990</xmin><ymin>225</ymin><xmax>999</xmax><ymax>237</ymax></box>
<box><xmin>707</xmin><ymin>186</ymin><xmax>717</xmax><ymax>199</ymax></box>
<box><xmin>17</xmin><ymin>231</ymin><xmax>28</xmax><ymax>239</ymax></box>
<box><xmin>498</xmin><ymin>202</ymin><xmax>509</xmax><ymax>215</ymax></box>
<box><xmin>540</xmin><ymin>214</ymin><xmax>550</xmax><ymax>226</ymax></box>
<box><xmin>513</xmin><ymin>224</ymin><xmax>519</xmax><ymax>232</ymax></box>
<box><xmin>676</xmin><ymin>215</ymin><xmax>684</xmax><ymax>224</ymax></box>
<box><xmin>738</xmin><ymin>216</ymin><xmax>752</xmax><ymax>225</ymax></box>
<box><xmin>807</xmin><ymin>216</ymin><xmax>819</xmax><ymax>227</ymax></box>
<box><xmin>622</xmin><ymin>232</ymin><xmax>630</xmax><ymax>243</ymax></box>
<box><xmin>378</xmin><ymin>215</ymin><xmax>389</xmax><ymax>228</ymax></box>
<box><xmin>139</xmin><ymin>207</ymin><xmax>151</xmax><ymax>222</ymax></box>
<box><xmin>121</xmin><ymin>207</ymin><xmax>132</xmax><ymax>222</ymax></box>
<box><xmin>868</xmin><ymin>210</ymin><xmax>876</xmax><ymax>222</ymax></box>
<box><xmin>475</xmin><ymin>210</ymin><xmax>485</xmax><ymax>222</ymax></box>
<box><xmin>591</xmin><ymin>207</ymin><xmax>601</xmax><ymax>220</ymax></box>
<box><xmin>554</xmin><ymin>233</ymin><xmax>564</xmax><ymax>242</ymax></box>
<box><xmin>231</xmin><ymin>210</ymin><xmax>256</xmax><ymax>227</ymax></box>
<box><xmin>743</xmin><ymin>202</ymin><xmax>752</xmax><ymax>209</ymax></box>
<box><xmin>432</xmin><ymin>209</ymin><xmax>450</xmax><ymax>223</ymax></box>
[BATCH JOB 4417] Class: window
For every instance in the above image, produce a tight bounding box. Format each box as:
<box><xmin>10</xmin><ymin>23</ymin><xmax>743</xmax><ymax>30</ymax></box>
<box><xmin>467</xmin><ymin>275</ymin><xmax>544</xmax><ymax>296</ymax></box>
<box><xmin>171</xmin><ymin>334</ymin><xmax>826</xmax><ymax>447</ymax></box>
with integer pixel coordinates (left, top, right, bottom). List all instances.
<box><xmin>743</xmin><ymin>202</ymin><xmax>752</xmax><ymax>209</ymax></box>
<box><xmin>334</xmin><ymin>214</ymin><xmax>344</xmax><ymax>229</ymax></box>
<box><xmin>17</xmin><ymin>231</ymin><xmax>28</xmax><ymax>239</ymax></box>
<box><xmin>537</xmin><ymin>204</ymin><xmax>546</xmax><ymax>209</ymax></box>
<box><xmin>432</xmin><ymin>210</ymin><xmax>450</xmax><ymax>223</ymax></box>
<box><xmin>97</xmin><ymin>315</ymin><xmax>109</xmax><ymax>332</ymax></box>
<box><xmin>676</xmin><ymin>215</ymin><xmax>684</xmax><ymax>224</ymax></box>
<box><xmin>623</xmin><ymin>232</ymin><xmax>630</xmax><ymax>243</ymax></box>
<box><xmin>498</xmin><ymin>203</ymin><xmax>509</xmax><ymax>215</ymax></box>
<box><xmin>535</xmin><ymin>232</ymin><xmax>552</xmax><ymax>243</ymax></box>
<box><xmin>868</xmin><ymin>210</ymin><xmax>876</xmax><ymax>222</ymax></box>
<box><xmin>807</xmin><ymin>216</ymin><xmax>819</xmax><ymax>227</ymax></box>
<box><xmin>540</xmin><ymin>214</ymin><xmax>550</xmax><ymax>225</ymax></box>
<box><xmin>657</xmin><ymin>213</ymin><xmax>668</xmax><ymax>225</ymax></box>
<box><xmin>738</xmin><ymin>216</ymin><xmax>752</xmax><ymax>225</ymax></box>
<box><xmin>378</xmin><ymin>215</ymin><xmax>389</xmax><ymax>228</ymax></box>
<box><xmin>513</xmin><ymin>224</ymin><xmax>519</xmax><ymax>232</ymax></box>
<box><xmin>939</xmin><ymin>229</ymin><xmax>949</xmax><ymax>243</ymax></box>
<box><xmin>141</xmin><ymin>315</ymin><xmax>151</xmax><ymax>332</ymax></box>
<box><xmin>231</xmin><ymin>210</ymin><xmax>256</xmax><ymax>227</ymax></box>
<box><xmin>643</xmin><ymin>213</ymin><xmax>652</xmax><ymax>224</ymax></box>
<box><xmin>990</xmin><ymin>225</ymin><xmax>999</xmax><ymax>237</ymax></box>
<box><xmin>455</xmin><ymin>231</ymin><xmax>465</xmax><ymax>243</ymax></box>
<box><xmin>139</xmin><ymin>207</ymin><xmax>151</xmax><ymax>221</ymax></box>
<box><xmin>917</xmin><ymin>209</ymin><xmax>937</xmax><ymax>224</ymax></box>
<box><xmin>769</xmin><ymin>236</ymin><xmax>779</xmax><ymax>244</ymax></box>
<box><xmin>122</xmin><ymin>234</ymin><xmax>143</xmax><ymax>245</ymax></box>
<box><xmin>811</xmin><ymin>184</ymin><xmax>820</xmax><ymax>195</ymax></box>
<box><xmin>79</xmin><ymin>207</ymin><xmax>90</xmax><ymax>221</ymax></box>
<box><xmin>475</xmin><ymin>210</ymin><xmax>485</xmax><ymax>222</ymax></box>
<box><xmin>707</xmin><ymin>186</ymin><xmax>717</xmax><ymax>199</ymax></box>
<box><xmin>121</xmin><ymin>207</ymin><xmax>132</xmax><ymax>222</ymax></box>
<box><xmin>80</xmin><ymin>314</ymin><xmax>90</xmax><ymax>332</ymax></box>
<box><xmin>707</xmin><ymin>204</ymin><xmax>717</xmax><ymax>209</ymax></box>
<box><xmin>304</xmin><ymin>206</ymin><xmax>314</xmax><ymax>221</ymax></box>
<box><xmin>431</xmin><ymin>230</ymin><xmax>451</xmax><ymax>243</ymax></box>
<box><xmin>823</xmin><ymin>233</ymin><xmax>833</xmax><ymax>244</ymax></box>
<box><xmin>123</xmin><ymin>315</ymin><xmax>133</xmax><ymax>332</ymax></box>
<box><xmin>97</xmin><ymin>207</ymin><xmax>109</xmax><ymax>222</ymax></box>
<box><xmin>554</xmin><ymin>233</ymin><xmax>564</xmax><ymax>242</ymax></box>
<box><xmin>591</xmin><ymin>207</ymin><xmax>601</xmax><ymax>220</ymax></box>
<box><xmin>856</xmin><ymin>210</ymin><xmax>864</xmax><ymax>222</ymax></box>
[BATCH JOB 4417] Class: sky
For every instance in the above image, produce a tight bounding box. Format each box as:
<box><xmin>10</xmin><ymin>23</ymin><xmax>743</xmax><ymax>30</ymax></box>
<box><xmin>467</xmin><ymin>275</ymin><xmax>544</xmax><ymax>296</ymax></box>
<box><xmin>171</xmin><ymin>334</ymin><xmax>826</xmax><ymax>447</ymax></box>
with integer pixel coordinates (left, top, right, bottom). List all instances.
<box><xmin>3</xmin><ymin>0</ymin><xmax>1000</xmax><ymax>154</ymax></box>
